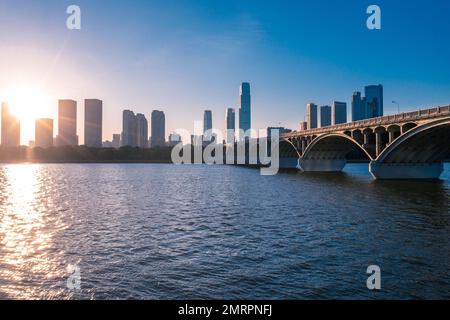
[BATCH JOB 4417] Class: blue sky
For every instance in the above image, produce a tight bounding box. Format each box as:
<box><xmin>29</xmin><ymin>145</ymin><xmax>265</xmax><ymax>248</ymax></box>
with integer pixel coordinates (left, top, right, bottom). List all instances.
<box><xmin>1</xmin><ymin>0</ymin><xmax>450</xmax><ymax>143</ymax></box>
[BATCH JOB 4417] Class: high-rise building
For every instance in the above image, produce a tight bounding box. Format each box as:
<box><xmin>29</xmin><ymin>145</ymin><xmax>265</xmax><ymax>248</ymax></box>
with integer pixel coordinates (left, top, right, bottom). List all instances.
<box><xmin>1</xmin><ymin>102</ymin><xmax>20</xmax><ymax>147</ymax></box>
<box><xmin>136</xmin><ymin>113</ymin><xmax>148</xmax><ymax>148</ymax></box>
<box><xmin>57</xmin><ymin>99</ymin><xmax>77</xmax><ymax>146</ymax></box>
<box><xmin>84</xmin><ymin>99</ymin><xmax>103</xmax><ymax>148</ymax></box>
<box><xmin>35</xmin><ymin>118</ymin><xmax>53</xmax><ymax>148</ymax></box>
<box><xmin>112</xmin><ymin>134</ymin><xmax>121</xmax><ymax>149</ymax></box>
<box><xmin>352</xmin><ymin>92</ymin><xmax>366</xmax><ymax>122</ymax></box>
<box><xmin>239</xmin><ymin>82</ymin><xmax>251</xmax><ymax>139</ymax></box>
<box><xmin>225</xmin><ymin>108</ymin><xmax>235</xmax><ymax>144</ymax></box>
<box><xmin>365</xmin><ymin>84</ymin><xmax>383</xmax><ymax>118</ymax></box>
<box><xmin>203</xmin><ymin>110</ymin><xmax>213</xmax><ymax>141</ymax></box>
<box><xmin>300</xmin><ymin>121</ymin><xmax>308</xmax><ymax>131</ymax></box>
<box><xmin>332</xmin><ymin>101</ymin><xmax>347</xmax><ymax>125</ymax></box>
<box><xmin>121</xmin><ymin>110</ymin><xmax>137</xmax><ymax>147</ymax></box>
<box><xmin>306</xmin><ymin>103</ymin><xmax>318</xmax><ymax>129</ymax></box>
<box><xmin>151</xmin><ymin>110</ymin><xmax>165</xmax><ymax>147</ymax></box>
<box><xmin>320</xmin><ymin>105</ymin><xmax>332</xmax><ymax>127</ymax></box>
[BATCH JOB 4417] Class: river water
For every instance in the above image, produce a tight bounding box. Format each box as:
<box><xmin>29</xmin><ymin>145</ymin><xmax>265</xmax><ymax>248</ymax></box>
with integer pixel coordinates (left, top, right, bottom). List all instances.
<box><xmin>0</xmin><ymin>163</ymin><xmax>449</xmax><ymax>299</ymax></box>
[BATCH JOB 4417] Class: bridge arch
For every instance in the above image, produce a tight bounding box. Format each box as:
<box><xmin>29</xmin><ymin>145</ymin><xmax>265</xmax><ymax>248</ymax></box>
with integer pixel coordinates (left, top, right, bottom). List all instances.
<box><xmin>377</xmin><ymin>118</ymin><xmax>450</xmax><ymax>164</ymax></box>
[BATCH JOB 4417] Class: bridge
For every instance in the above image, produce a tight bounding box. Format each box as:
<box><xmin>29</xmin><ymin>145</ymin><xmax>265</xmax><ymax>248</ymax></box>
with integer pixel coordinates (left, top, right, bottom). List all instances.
<box><xmin>280</xmin><ymin>105</ymin><xmax>450</xmax><ymax>179</ymax></box>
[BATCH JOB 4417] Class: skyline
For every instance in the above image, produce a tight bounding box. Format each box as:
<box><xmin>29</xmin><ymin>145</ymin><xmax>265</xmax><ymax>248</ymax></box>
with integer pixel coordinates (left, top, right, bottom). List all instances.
<box><xmin>1</xmin><ymin>0</ymin><xmax>450</xmax><ymax>145</ymax></box>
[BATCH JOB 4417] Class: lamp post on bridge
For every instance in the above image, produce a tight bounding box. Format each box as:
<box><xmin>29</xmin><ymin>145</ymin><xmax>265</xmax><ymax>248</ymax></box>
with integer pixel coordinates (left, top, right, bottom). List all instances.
<box><xmin>392</xmin><ymin>101</ymin><xmax>400</xmax><ymax>114</ymax></box>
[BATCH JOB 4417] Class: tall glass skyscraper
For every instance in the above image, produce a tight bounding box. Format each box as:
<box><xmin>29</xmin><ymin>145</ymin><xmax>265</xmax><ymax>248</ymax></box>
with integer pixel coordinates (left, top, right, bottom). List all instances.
<box><xmin>84</xmin><ymin>99</ymin><xmax>103</xmax><ymax>148</ymax></box>
<box><xmin>203</xmin><ymin>110</ymin><xmax>213</xmax><ymax>140</ymax></box>
<box><xmin>320</xmin><ymin>105</ymin><xmax>332</xmax><ymax>127</ymax></box>
<box><xmin>306</xmin><ymin>103</ymin><xmax>318</xmax><ymax>129</ymax></box>
<box><xmin>239</xmin><ymin>82</ymin><xmax>251</xmax><ymax>139</ymax></box>
<box><xmin>351</xmin><ymin>92</ymin><xmax>366</xmax><ymax>122</ymax></box>
<box><xmin>35</xmin><ymin>118</ymin><xmax>53</xmax><ymax>148</ymax></box>
<box><xmin>225</xmin><ymin>107</ymin><xmax>235</xmax><ymax>144</ymax></box>
<box><xmin>365</xmin><ymin>85</ymin><xmax>383</xmax><ymax>118</ymax></box>
<box><xmin>136</xmin><ymin>113</ymin><xmax>148</xmax><ymax>148</ymax></box>
<box><xmin>121</xmin><ymin>110</ymin><xmax>137</xmax><ymax>147</ymax></box>
<box><xmin>57</xmin><ymin>99</ymin><xmax>78</xmax><ymax>146</ymax></box>
<box><xmin>332</xmin><ymin>101</ymin><xmax>347</xmax><ymax>125</ymax></box>
<box><xmin>151</xmin><ymin>110</ymin><xmax>166</xmax><ymax>147</ymax></box>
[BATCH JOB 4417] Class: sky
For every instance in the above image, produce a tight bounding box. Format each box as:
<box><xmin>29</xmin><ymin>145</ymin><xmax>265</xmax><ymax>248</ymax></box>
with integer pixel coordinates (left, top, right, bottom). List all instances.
<box><xmin>0</xmin><ymin>0</ymin><xmax>450</xmax><ymax>145</ymax></box>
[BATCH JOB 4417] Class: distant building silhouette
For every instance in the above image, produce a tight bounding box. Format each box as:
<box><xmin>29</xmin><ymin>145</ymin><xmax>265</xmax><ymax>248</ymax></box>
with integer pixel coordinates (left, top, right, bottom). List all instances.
<box><xmin>365</xmin><ymin>85</ymin><xmax>383</xmax><ymax>118</ymax></box>
<box><xmin>225</xmin><ymin>107</ymin><xmax>235</xmax><ymax>144</ymax></box>
<box><xmin>151</xmin><ymin>110</ymin><xmax>165</xmax><ymax>147</ymax></box>
<box><xmin>57</xmin><ymin>99</ymin><xmax>78</xmax><ymax>146</ymax></box>
<box><xmin>84</xmin><ymin>99</ymin><xmax>103</xmax><ymax>148</ymax></box>
<box><xmin>112</xmin><ymin>134</ymin><xmax>121</xmax><ymax>149</ymax></box>
<box><xmin>203</xmin><ymin>110</ymin><xmax>213</xmax><ymax>141</ymax></box>
<box><xmin>332</xmin><ymin>101</ymin><xmax>347</xmax><ymax>125</ymax></box>
<box><xmin>122</xmin><ymin>110</ymin><xmax>137</xmax><ymax>147</ymax></box>
<box><xmin>300</xmin><ymin>121</ymin><xmax>308</xmax><ymax>131</ymax></box>
<box><xmin>306</xmin><ymin>103</ymin><xmax>318</xmax><ymax>129</ymax></box>
<box><xmin>267</xmin><ymin>127</ymin><xmax>292</xmax><ymax>140</ymax></box>
<box><xmin>239</xmin><ymin>82</ymin><xmax>251</xmax><ymax>140</ymax></box>
<box><xmin>136</xmin><ymin>113</ymin><xmax>148</xmax><ymax>148</ymax></box>
<box><xmin>35</xmin><ymin>118</ymin><xmax>53</xmax><ymax>148</ymax></box>
<box><xmin>1</xmin><ymin>102</ymin><xmax>20</xmax><ymax>147</ymax></box>
<box><xmin>320</xmin><ymin>105</ymin><xmax>332</xmax><ymax>127</ymax></box>
<box><xmin>352</xmin><ymin>92</ymin><xmax>366</xmax><ymax>122</ymax></box>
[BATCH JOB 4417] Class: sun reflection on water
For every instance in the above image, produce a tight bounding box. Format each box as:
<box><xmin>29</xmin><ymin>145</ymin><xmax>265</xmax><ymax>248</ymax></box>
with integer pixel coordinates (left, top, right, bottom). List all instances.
<box><xmin>0</xmin><ymin>165</ymin><xmax>67</xmax><ymax>299</ymax></box>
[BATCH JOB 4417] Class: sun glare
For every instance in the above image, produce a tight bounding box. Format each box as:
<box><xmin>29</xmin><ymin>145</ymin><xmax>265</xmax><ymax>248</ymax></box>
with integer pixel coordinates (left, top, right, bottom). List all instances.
<box><xmin>3</xmin><ymin>86</ymin><xmax>53</xmax><ymax>123</ymax></box>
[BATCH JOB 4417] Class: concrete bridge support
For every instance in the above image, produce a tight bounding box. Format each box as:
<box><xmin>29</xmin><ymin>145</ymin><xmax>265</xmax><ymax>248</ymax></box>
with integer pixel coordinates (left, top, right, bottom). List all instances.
<box><xmin>370</xmin><ymin>162</ymin><xmax>444</xmax><ymax>180</ymax></box>
<box><xmin>299</xmin><ymin>159</ymin><xmax>347</xmax><ymax>172</ymax></box>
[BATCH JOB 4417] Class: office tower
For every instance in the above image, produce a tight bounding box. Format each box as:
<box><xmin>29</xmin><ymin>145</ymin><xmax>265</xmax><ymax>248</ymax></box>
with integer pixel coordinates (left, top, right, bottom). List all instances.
<box><xmin>203</xmin><ymin>110</ymin><xmax>213</xmax><ymax>141</ymax></box>
<box><xmin>306</xmin><ymin>103</ymin><xmax>318</xmax><ymax>129</ymax></box>
<box><xmin>332</xmin><ymin>101</ymin><xmax>347</xmax><ymax>125</ymax></box>
<box><xmin>84</xmin><ymin>99</ymin><xmax>103</xmax><ymax>148</ymax></box>
<box><xmin>352</xmin><ymin>92</ymin><xmax>367</xmax><ymax>122</ymax></box>
<box><xmin>365</xmin><ymin>84</ymin><xmax>383</xmax><ymax>118</ymax></box>
<box><xmin>320</xmin><ymin>105</ymin><xmax>332</xmax><ymax>127</ymax></box>
<box><xmin>136</xmin><ymin>113</ymin><xmax>148</xmax><ymax>148</ymax></box>
<box><xmin>239</xmin><ymin>82</ymin><xmax>251</xmax><ymax>139</ymax></box>
<box><xmin>58</xmin><ymin>99</ymin><xmax>77</xmax><ymax>146</ymax></box>
<box><xmin>112</xmin><ymin>134</ymin><xmax>121</xmax><ymax>149</ymax></box>
<box><xmin>169</xmin><ymin>133</ymin><xmax>182</xmax><ymax>147</ymax></box>
<box><xmin>121</xmin><ymin>110</ymin><xmax>137</xmax><ymax>147</ymax></box>
<box><xmin>151</xmin><ymin>110</ymin><xmax>165</xmax><ymax>147</ymax></box>
<box><xmin>35</xmin><ymin>118</ymin><xmax>53</xmax><ymax>148</ymax></box>
<box><xmin>225</xmin><ymin>108</ymin><xmax>235</xmax><ymax>144</ymax></box>
<box><xmin>1</xmin><ymin>102</ymin><xmax>20</xmax><ymax>147</ymax></box>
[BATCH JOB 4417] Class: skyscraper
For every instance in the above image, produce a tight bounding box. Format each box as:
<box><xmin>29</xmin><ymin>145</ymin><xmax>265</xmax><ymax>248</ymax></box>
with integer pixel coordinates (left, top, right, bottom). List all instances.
<box><xmin>332</xmin><ymin>101</ymin><xmax>347</xmax><ymax>125</ymax></box>
<box><xmin>351</xmin><ymin>92</ymin><xmax>366</xmax><ymax>122</ymax></box>
<box><xmin>365</xmin><ymin>85</ymin><xmax>383</xmax><ymax>118</ymax></box>
<box><xmin>57</xmin><ymin>99</ymin><xmax>77</xmax><ymax>146</ymax></box>
<box><xmin>1</xmin><ymin>102</ymin><xmax>20</xmax><ymax>147</ymax></box>
<box><xmin>239</xmin><ymin>82</ymin><xmax>251</xmax><ymax>139</ymax></box>
<box><xmin>225</xmin><ymin>108</ymin><xmax>235</xmax><ymax>144</ymax></box>
<box><xmin>203</xmin><ymin>110</ymin><xmax>213</xmax><ymax>140</ymax></box>
<box><xmin>35</xmin><ymin>118</ymin><xmax>53</xmax><ymax>148</ymax></box>
<box><xmin>320</xmin><ymin>105</ymin><xmax>332</xmax><ymax>127</ymax></box>
<box><xmin>121</xmin><ymin>110</ymin><xmax>137</xmax><ymax>147</ymax></box>
<box><xmin>306</xmin><ymin>103</ymin><xmax>318</xmax><ymax>129</ymax></box>
<box><xmin>136</xmin><ymin>113</ymin><xmax>148</xmax><ymax>148</ymax></box>
<box><xmin>84</xmin><ymin>99</ymin><xmax>103</xmax><ymax>148</ymax></box>
<box><xmin>151</xmin><ymin>110</ymin><xmax>165</xmax><ymax>147</ymax></box>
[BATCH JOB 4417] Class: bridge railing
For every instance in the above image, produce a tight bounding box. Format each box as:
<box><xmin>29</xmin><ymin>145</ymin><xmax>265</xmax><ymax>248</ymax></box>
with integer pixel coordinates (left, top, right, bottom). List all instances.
<box><xmin>283</xmin><ymin>105</ymin><xmax>450</xmax><ymax>138</ymax></box>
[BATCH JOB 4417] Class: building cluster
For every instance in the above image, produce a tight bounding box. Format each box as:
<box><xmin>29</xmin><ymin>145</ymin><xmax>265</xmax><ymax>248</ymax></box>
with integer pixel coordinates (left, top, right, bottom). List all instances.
<box><xmin>303</xmin><ymin>84</ymin><xmax>383</xmax><ymax>130</ymax></box>
<box><xmin>1</xmin><ymin>99</ymin><xmax>103</xmax><ymax>148</ymax></box>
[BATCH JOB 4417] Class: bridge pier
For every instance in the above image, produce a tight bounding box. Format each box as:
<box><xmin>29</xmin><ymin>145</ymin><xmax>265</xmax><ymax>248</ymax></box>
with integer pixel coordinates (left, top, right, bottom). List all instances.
<box><xmin>369</xmin><ymin>161</ymin><xmax>444</xmax><ymax>180</ymax></box>
<box><xmin>299</xmin><ymin>159</ymin><xmax>347</xmax><ymax>172</ymax></box>
<box><xmin>279</xmin><ymin>157</ymin><xmax>300</xmax><ymax>169</ymax></box>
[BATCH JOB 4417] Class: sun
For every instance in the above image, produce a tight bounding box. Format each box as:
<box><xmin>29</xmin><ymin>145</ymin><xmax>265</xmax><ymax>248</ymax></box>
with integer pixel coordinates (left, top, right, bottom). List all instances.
<box><xmin>3</xmin><ymin>85</ymin><xmax>52</xmax><ymax>123</ymax></box>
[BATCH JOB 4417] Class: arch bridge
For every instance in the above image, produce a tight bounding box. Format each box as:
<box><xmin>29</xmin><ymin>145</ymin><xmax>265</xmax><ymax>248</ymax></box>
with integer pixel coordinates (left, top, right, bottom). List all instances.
<box><xmin>280</xmin><ymin>105</ymin><xmax>450</xmax><ymax>179</ymax></box>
